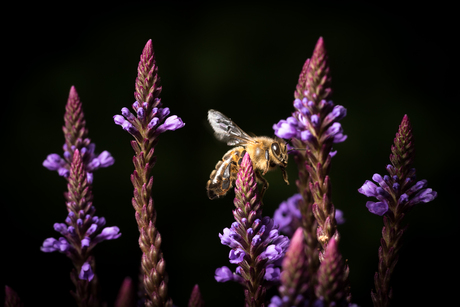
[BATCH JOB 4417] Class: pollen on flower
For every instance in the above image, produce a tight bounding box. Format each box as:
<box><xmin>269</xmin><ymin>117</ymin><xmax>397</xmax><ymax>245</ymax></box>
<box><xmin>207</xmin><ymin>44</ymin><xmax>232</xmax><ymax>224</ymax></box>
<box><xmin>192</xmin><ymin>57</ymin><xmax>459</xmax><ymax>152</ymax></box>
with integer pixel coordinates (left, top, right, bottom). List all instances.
<box><xmin>318</xmin><ymin>235</ymin><xmax>329</xmax><ymax>244</ymax></box>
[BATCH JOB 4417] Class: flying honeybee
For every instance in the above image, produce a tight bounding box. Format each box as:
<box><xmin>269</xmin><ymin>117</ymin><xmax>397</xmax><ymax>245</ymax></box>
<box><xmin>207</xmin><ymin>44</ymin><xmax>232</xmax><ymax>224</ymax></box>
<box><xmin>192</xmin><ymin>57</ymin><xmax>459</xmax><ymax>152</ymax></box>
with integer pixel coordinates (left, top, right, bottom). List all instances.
<box><xmin>206</xmin><ymin>109</ymin><xmax>289</xmax><ymax>200</ymax></box>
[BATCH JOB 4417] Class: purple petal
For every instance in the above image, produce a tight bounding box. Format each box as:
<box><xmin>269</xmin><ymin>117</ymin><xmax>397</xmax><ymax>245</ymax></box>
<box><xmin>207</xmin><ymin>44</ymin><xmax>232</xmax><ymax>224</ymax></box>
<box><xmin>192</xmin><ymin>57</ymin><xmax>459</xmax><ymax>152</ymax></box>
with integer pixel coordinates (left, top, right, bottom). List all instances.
<box><xmin>229</xmin><ymin>248</ymin><xmax>246</xmax><ymax>264</ymax></box>
<box><xmin>40</xmin><ymin>238</ymin><xmax>59</xmax><ymax>252</ymax></box>
<box><xmin>94</xmin><ymin>226</ymin><xmax>121</xmax><ymax>243</ymax></box>
<box><xmin>365</xmin><ymin>201</ymin><xmax>388</xmax><ymax>216</ymax></box>
<box><xmin>273</xmin><ymin>119</ymin><xmax>298</xmax><ymax>139</ymax></box>
<box><xmin>121</xmin><ymin>107</ymin><xmax>135</xmax><ymax>121</ymax></box>
<box><xmin>79</xmin><ymin>262</ymin><xmax>94</xmax><ymax>281</ymax></box>
<box><xmin>148</xmin><ymin>117</ymin><xmax>159</xmax><ymax>129</ymax></box>
<box><xmin>215</xmin><ymin>266</ymin><xmax>234</xmax><ymax>282</ymax></box>
<box><xmin>264</xmin><ymin>264</ymin><xmax>281</xmax><ymax>281</ymax></box>
<box><xmin>219</xmin><ymin>228</ymin><xmax>242</xmax><ymax>249</ymax></box>
<box><xmin>157</xmin><ymin>115</ymin><xmax>185</xmax><ymax>133</ymax></box>
<box><xmin>43</xmin><ymin>154</ymin><xmax>66</xmax><ymax>171</ymax></box>
<box><xmin>335</xmin><ymin>209</ymin><xmax>345</xmax><ymax>224</ymax></box>
<box><xmin>113</xmin><ymin>115</ymin><xmax>125</xmax><ymax>126</ymax></box>
<box><xmin>81</xmin><ymin>237</ymin><xmax>90</xmax><ymax>248</ymax></box>
<box><xmin>358</xmin><ymin>180</ymin><xmax>378</xmax><ymax>197</ymax></box>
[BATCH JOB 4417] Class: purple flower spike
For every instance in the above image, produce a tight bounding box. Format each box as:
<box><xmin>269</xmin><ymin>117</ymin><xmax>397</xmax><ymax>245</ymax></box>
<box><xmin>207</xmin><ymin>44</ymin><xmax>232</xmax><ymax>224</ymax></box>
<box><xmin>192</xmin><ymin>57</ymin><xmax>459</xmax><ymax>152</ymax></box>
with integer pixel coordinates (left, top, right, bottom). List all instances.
<box><xmin>217</xmin><ymin>153</ymin><xmax>289</xmax><ymax>306</ymax></box>
<box><xmin>79</xmin><ymin>262</ymin><xmax>94</xmax><ymax>281</ymax></box>
<box><xmin>41</xmin><ymin>148</ymin><xmax>120</xmax><ymax>307</ymax></box>
<box><xmin>358</xmin><ymin>115</ymin><xmax>437</xmax><ymax>307</ymax></box>
<box><xmin>113</xmin><ymin>39</ymin><xmax>181</xmax><ymax>307</ymax></box>
<box><xmin>273</xmin><ymin>39</ymin><xmax>349</xmax><ymax>286</ymax></box>
<box><xmin>44</xmin><ymin>86</ymin><xmax>114</xmax><ymax>181</ymax></box>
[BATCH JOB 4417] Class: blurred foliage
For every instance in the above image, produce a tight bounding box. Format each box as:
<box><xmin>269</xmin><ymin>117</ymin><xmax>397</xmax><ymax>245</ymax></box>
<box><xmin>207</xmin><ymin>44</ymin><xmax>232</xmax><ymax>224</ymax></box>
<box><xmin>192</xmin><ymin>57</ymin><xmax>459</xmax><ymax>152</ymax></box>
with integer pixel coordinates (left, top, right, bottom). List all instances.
<box><xmin>2</xmin><ymin>1</ymin><xmax>457</xmax><ymax>307</ymax></box>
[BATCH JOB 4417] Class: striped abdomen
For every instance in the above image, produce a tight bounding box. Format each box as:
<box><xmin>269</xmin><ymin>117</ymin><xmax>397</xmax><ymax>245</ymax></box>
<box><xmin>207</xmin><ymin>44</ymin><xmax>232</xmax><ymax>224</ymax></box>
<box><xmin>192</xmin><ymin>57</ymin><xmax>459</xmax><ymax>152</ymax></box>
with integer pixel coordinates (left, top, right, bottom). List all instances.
<box><xmin>206</xmin><ymin>147</ymin><xmax>246</xmax><ymax>199</ymax></box>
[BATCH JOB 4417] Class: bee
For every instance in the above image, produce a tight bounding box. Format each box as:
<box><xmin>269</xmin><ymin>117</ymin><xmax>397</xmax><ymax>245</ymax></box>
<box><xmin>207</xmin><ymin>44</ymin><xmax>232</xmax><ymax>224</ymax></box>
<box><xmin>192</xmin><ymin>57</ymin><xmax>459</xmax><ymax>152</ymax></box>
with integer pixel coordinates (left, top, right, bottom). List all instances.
<box><xmin>206</xmin><ymin>109</ymin><xmax>289</xmax><ymax>200</ymax></box>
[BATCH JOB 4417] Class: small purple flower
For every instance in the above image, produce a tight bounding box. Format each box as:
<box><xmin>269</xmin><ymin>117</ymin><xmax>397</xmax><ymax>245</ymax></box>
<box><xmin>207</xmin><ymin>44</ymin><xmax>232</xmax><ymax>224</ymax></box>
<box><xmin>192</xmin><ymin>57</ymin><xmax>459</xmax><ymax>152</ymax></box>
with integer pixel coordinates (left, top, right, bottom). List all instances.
<box><xmin>215</xmin><ymin>266</ymin><xmax>236</xmax><ymax>282</ymax></box>
<box><xmin>87</xmin><ymin>151</ymin><xmax>115</xmax><ymax>171</ymax></box>
<box><xmin>156</xmin><ymin>115</ymin><xmax>185</xmax><ymax>133</ymax></box>
<box><xmin>43</xmin><ymin>154</ymin><xmax>67</xmax><ymax>171</ymax></box>
<box><xmin>265</xmin><ymin>264</ymin><xmax>281</xmax><ymax>282</ymax></box>
<box><xmin>229</xmin><ymin>248</ymin><xmax>246</xmax><ymax>264</ymax></box>
<box><xmin>365</xmin><ymin>201</ymin><xmax>389</xmax><ymax>216</ymax></box>
<box><xmin>268</xmin><ymin>296</ymin><xmax>283</xmax><ymax>307</ymax></box>
<box><xmin>93</xmin><ymin>226</ymin><xmax>122</xmax><ymax>244</ymax></box>
<box><xmin>79</xmin><ymin>262</ymin><xmax>94</xmax><ymax>281</ymax></box>
<box><xmin>219</xmin><ymin>227</ymin><xmax>242</xmax><ymax>249</ymax></box>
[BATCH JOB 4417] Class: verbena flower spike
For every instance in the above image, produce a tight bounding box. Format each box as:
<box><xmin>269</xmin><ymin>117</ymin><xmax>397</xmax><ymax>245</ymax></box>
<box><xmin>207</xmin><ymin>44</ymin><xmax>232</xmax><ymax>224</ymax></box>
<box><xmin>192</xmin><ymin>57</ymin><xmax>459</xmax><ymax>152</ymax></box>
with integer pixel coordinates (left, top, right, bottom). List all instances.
<box><xmin>41</xmin><ymin>87</ymin><xmax>120</xmax><ymax>307</ymax></box>
<box><xmin>113</xmin><ymin>39</ymin><xmax>184</xmax><ymax>307</ymax></box>
<box><xmin>273</xmin><ymin>37</ymin><xmax>350</xmax><ymax>303</ymax></box>
<box><xmin>358</xmin><ymin>115</ymin><xmax>437</xmax><ymax>307</ymax></box>
<box><xmin>43</xmin><ymin>86</ymin><xmax>114</xmax><ymax>182</ymax></box>
<box><xmin>273</xmin><ymin>37</ymin><xmax>346</xmax><ymax>255</ymax></box>
<box><xmin>215</xmin><ymin>153</ymin><xmax>290</xmax><ymax>307</ymax></box>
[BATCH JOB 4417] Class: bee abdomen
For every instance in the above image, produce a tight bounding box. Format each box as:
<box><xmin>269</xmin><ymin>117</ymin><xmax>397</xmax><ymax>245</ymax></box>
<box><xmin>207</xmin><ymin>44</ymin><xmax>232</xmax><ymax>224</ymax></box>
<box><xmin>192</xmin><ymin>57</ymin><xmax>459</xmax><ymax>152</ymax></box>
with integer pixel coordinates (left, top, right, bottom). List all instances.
<box><xmin>206</xmin><ymin>148</ymin><xmax>242</xmax><ymax>199</ymax></box>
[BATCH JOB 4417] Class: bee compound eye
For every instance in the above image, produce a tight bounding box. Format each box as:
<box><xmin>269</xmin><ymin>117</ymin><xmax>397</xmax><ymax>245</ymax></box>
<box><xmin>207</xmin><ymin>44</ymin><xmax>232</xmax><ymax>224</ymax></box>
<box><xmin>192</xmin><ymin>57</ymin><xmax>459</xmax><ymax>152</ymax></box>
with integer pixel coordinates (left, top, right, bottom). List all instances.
<box><xmin>271</xmin><ymin>142</ymin><xmax>280</xmax><ymax>156</ymax></box>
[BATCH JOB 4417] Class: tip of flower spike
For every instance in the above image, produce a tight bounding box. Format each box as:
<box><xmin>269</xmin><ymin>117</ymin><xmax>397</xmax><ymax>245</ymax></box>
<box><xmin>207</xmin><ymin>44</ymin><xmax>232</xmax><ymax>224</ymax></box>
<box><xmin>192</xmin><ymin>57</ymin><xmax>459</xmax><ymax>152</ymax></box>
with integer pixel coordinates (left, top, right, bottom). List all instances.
<box><xmin>141</xmin><ymin>39</ymin><xmax>153</xmax><ymax>59</ymax></box>
<box><xmin>241</xmin><ymin>152</ymin><xmax>251</xmax><ymax>168</ymax></box>
<box><xmin>69</xmin><ymin>85</ymin><xmax>78</xmax><ymax>99</ymax></box>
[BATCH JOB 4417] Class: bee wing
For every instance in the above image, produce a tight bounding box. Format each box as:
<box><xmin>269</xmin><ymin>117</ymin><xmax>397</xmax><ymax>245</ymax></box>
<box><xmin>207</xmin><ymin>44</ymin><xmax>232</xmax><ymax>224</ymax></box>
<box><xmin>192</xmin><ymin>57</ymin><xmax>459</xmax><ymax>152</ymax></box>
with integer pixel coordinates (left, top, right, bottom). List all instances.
<box><xmin>208</xmin><ymin>109</ymin><xmax>256</xmax><ymax>146</ymax></box>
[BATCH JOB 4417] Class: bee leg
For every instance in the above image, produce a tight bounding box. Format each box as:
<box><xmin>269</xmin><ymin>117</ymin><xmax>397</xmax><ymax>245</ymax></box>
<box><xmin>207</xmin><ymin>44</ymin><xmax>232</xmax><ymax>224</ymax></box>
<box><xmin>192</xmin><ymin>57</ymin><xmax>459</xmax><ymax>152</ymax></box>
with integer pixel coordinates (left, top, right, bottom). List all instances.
<box><xmin>280</xmin><ymin>166</ymin><xmax>289</xmax><ymax>185</ymax></box>
<box><xmin>255</xmin><ymin>170</ymin><xmax>269</xmax><ymax>199</ymax></box>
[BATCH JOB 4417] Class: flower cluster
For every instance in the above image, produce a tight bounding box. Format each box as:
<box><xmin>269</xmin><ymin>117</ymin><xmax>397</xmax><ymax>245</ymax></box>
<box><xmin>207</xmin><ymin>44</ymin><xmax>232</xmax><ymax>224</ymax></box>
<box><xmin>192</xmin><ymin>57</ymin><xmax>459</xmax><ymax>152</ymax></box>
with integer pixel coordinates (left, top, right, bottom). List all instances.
<box><xmin>113</xmin><ymin>102</ymin><xmax>184</xmax><ymax>138</ymax></box>
<box><xmin>273</xmin><ymin>99</ymin><xmax>347</xmax><ymax>147</ymax></box>
<box><xmin>43</xmin><ymin>86</ymin><xmax>114</xmax><ymax>181</ymax></box>
<box><xmin>358</xmin><ymin>115</ymin><xmax>437</xmax><ymax>216</ymax></box>
<box><xmin>41</xmin><ymin>211</ymin><xmax>121</xmax><ymax>255</ymax></box>
<box><xmin>359</xmin><ymin>172</ymin><xmax>437</xmax><ymax>216</ymax></box>
<box><xmin>216</xmin><ymin>216</ymin><xmax>290</xmax><ymax>283</ymax></box>
<box><xmin>43</xmin><ymin>145</ymin><xmax>114</xmax><ymax>182</ymax></box>
<box><xmin>113</xmin><ymin>41</ymin><xmax>184</xmax><ymax>140</ymax></box>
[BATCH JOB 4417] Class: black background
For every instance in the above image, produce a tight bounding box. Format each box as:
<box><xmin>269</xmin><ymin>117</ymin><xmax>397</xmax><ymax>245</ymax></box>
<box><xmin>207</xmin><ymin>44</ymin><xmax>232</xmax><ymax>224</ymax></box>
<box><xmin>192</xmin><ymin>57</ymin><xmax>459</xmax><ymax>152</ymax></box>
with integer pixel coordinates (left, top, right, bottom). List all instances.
<box><xmin>2</xmin><ymin>1</ymin><xmax>458</xmax><ymax>306</ymax></box>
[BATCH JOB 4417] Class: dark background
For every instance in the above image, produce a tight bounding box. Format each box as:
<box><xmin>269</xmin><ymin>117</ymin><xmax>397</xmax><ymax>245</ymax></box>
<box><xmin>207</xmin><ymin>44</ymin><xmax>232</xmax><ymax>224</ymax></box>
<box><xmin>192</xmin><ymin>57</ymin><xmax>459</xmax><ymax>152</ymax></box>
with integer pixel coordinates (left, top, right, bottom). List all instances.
<box><xmin>2</xmin><ymin>1</ymin><xmax>457</xmax><ymax>306</ymax></box>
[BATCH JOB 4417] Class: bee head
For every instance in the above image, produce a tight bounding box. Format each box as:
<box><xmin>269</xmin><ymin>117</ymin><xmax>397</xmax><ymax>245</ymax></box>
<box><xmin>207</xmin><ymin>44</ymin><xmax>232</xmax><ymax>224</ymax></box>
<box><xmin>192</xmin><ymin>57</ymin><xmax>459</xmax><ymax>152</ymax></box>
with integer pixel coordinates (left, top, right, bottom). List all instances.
<box><xmin>271</xmin><ymin>138</ymin><xmax>288</xmax><ymax>167</ymax></box>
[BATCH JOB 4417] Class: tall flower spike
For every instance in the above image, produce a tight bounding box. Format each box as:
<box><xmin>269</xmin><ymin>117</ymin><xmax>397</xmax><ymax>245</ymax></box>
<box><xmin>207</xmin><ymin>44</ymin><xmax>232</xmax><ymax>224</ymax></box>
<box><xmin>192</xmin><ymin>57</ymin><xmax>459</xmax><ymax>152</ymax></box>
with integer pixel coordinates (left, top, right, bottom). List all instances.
<box><xmin>273</xmin><ymin>38</ymin><xmax>347</xmax><ymax>269</ymax></box>
<box><xmin>358</xmin><ymin>115</ymin><xmax>436</xmax><ymax>307</ymax></box>
<box><xmin>113</xmin><ymin>39</ymin><xmax>184</xmax><ymax>307</ymax></box>
<box><xmin>216</xmin><ymin>153</ymin><xmax>290</xmax><ymax>307</ymax></box>
<box><xmin>43</xmin><ymin>86</ymin><xmax>114</xmax><ymax>180</ymax></box>
<box><xmin>41</xmin><ymin>149</ymin><xmax>121</xmax><ymax>307</ymax></box>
